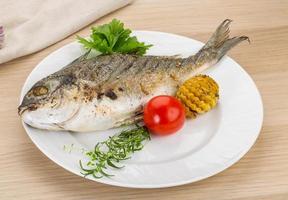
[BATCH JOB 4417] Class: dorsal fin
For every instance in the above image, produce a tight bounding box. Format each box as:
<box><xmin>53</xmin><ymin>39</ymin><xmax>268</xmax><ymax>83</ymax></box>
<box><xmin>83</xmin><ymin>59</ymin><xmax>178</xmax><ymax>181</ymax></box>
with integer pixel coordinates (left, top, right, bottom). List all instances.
<box><xmin>70</xmin><ymin>49</ymin><xmax>91</xmax><ymax>65</ymax></box>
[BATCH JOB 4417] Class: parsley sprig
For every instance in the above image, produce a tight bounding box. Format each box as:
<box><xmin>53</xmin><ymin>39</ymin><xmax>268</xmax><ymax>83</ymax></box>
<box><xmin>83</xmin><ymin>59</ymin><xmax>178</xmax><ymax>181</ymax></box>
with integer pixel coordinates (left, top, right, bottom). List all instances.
<box><xmin>77</xmin><ymin>19</ymin><xmax>152</xmax><ymax>56</ymax></box>
<box><xmin>79</xmin><ymin>126</ymin><xmax>150</xmax><ymax>178</ymax></box>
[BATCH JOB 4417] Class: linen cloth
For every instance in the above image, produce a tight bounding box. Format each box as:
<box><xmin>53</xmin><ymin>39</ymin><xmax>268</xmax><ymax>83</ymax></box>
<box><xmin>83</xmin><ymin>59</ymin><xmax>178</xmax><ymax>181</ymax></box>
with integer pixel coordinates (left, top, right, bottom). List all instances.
<box><xmin>0</xmin><ymin>0</ymin><xmax>133</xmax><ymax>64</ymax></box>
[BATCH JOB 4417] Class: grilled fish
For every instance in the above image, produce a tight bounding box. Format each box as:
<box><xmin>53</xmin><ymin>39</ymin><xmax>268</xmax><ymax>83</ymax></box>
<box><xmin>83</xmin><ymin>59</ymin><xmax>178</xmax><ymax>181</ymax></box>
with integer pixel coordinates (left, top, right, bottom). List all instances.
<box><xmin>18</xmin><ymin>19</ymin><xmax>249</xmax><ymax>132</ymax></box>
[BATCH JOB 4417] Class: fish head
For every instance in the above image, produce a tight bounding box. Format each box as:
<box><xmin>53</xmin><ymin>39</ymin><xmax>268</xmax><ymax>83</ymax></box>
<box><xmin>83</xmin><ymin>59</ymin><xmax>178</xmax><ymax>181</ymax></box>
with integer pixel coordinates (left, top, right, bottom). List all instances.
<box><xmin>18</xmin><ymin>74</ymin><xmax>80</xmax><ymax>130</ymax></box>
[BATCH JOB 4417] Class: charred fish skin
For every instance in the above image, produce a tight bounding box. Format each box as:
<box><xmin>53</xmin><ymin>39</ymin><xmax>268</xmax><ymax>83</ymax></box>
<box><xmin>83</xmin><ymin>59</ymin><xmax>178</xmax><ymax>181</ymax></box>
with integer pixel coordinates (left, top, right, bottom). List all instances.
<box><xmin>18</xmin><ymin>19</ymin><xmax>249</xmax><ymax>132</ymax></box>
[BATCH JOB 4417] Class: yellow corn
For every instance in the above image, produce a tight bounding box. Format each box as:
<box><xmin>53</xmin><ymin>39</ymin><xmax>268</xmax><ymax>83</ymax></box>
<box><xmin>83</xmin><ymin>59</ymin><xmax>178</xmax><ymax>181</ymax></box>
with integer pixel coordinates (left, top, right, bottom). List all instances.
<box><xmin>176</xmin><ymin>75</ymin><xmax>219</xmax><ymax>118</ymax></box>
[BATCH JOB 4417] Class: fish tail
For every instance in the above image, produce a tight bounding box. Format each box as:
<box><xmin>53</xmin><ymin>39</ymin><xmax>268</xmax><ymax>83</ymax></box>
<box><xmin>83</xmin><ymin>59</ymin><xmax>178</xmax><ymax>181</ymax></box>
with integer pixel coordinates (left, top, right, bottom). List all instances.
<box><xmin>189</xmin><ymin>19</ymin><xmax>249</xmax><ymax>68</ymax></box>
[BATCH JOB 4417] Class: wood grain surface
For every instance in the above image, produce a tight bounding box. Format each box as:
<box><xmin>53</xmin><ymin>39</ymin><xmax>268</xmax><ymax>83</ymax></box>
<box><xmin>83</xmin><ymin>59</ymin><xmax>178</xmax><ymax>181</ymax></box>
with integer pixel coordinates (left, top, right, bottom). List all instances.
<box><xmin>1</xmin><ymin>0</ymin><xmax>288</xmax><ymax>199</ymax></box>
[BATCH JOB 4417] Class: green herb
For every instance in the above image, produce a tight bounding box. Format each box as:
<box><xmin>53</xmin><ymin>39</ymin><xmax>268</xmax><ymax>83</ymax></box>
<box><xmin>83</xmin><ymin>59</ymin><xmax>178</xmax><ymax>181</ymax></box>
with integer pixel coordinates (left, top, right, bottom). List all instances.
<box><xmin>77</xmin><ymin>19</ymin><xmax>152</xmax><ymax>56</ymax></box>
<box><xmin>79</xmin><ymin>126</ymin><xmax>150</xmax><ymax>178</ymax></box>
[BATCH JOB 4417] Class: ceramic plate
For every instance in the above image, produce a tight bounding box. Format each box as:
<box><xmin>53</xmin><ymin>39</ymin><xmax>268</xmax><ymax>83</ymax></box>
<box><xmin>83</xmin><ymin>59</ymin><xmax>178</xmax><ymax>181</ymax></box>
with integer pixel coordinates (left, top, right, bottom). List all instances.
<box><xmin>20</xmin><ymin>31</ymin><xmax>263</xmax><ymax>188</ymax></box>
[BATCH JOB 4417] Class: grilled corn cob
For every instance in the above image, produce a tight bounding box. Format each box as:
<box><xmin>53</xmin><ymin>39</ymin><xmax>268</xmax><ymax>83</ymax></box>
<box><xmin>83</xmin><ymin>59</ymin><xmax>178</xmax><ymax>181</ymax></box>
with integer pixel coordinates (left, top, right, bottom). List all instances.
<box><xmin>176</xmin><ymin>75</ymin><xmax>219</xmax><ymax>118</ymax></box>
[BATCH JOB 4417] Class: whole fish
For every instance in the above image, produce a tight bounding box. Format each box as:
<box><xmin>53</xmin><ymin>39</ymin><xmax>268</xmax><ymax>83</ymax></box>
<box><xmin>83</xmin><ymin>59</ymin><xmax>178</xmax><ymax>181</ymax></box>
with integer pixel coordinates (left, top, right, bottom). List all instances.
<box><xmin>18</xmin><ymin>19</ymin><xmax>249</xmax><ymax>132</ymax></box>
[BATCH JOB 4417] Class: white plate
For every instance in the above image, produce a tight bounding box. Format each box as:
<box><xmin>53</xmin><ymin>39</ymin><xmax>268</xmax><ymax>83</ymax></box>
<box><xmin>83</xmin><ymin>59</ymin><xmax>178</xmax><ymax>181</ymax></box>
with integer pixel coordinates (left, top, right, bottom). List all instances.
<box><xmin>20</xmin><ymin>31</ymin><xmax>263</xmax><ymax>188</ymax></box>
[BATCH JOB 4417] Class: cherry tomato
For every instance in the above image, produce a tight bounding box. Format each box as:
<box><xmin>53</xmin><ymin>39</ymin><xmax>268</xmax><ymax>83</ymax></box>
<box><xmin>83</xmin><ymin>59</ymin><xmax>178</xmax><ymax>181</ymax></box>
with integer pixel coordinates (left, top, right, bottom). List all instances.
<box><xmin>144</xmin><ymin>95</ymin><xmax>185</xmax><ymax>135</ymax></box>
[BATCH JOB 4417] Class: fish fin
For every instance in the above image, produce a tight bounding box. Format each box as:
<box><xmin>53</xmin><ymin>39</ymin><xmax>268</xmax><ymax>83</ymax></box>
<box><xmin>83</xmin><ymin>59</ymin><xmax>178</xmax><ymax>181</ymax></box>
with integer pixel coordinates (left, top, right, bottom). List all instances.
<box><xmin>114</xmin><ymin>110</ymin><xmax>143</xmax><ymax>128</ymax></box>
<box><xmin>215</xmin><ymin>35</ymin><xmax>250</xmax><ymax>60</ymax></box>
<box><xmin>161</xmin><ymin>54</ymin><xmax>182</xmax><ymax>59</ymax></box>
<box><xmin>114</xmin><ymin>116</ymin><xmax>143</xmax><ymax>128</ymax></box>
<box><xmin>191</xmin><ymin>19</ymin><xmax>249</xmax><ymax>66</ymax></box>
<box><xmin>60</xmin><ymin>50</ymin><xmax>92</xmax><ymax>70</ymax></box>
<box><xmin>70</xmin><ymin>50</ymin><xmax>91</xmax><ymax>65</ymax></box>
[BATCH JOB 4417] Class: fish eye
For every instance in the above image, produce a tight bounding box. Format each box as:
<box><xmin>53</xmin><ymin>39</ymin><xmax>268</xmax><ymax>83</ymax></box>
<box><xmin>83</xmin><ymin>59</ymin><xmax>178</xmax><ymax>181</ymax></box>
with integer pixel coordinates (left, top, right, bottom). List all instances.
<box><xmin>33</xmin><ymin>86</ymin><xmax>48</xmax><ymax>96</ymax></box>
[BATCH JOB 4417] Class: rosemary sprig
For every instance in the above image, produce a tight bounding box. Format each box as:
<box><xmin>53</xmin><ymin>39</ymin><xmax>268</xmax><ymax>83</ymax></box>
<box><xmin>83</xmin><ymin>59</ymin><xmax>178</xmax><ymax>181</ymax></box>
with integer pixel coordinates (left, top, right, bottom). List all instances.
<box><xmin>79</xmin><ymin>126</ymin><xmax>150</xmax><ymax>178</ymax></box>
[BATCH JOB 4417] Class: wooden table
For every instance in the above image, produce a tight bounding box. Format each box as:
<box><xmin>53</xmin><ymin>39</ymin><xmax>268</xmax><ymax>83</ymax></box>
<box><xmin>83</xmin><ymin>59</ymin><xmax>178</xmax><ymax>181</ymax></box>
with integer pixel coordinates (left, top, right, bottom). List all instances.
<box><xmin>1</xmin><ymin>0</ymin><xmax>287</xmax><ymax>199</ymax></box>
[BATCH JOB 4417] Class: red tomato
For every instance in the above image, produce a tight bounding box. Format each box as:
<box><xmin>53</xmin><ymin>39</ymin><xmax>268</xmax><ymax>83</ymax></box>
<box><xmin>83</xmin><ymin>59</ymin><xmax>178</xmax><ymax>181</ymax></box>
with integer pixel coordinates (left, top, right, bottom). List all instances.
<box><xmin>143</xmin><ymin>95</ymin><xmax>185</xmax><ymax>135</ymax></box>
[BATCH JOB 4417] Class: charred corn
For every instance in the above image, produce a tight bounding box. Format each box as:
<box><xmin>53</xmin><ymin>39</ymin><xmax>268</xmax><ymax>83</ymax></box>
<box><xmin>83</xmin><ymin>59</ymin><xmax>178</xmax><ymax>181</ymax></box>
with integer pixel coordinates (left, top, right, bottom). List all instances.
<box><xmin>176</xmin><ymin>75</ymin><xmax>219</xmax><ymax>118</ymax></box>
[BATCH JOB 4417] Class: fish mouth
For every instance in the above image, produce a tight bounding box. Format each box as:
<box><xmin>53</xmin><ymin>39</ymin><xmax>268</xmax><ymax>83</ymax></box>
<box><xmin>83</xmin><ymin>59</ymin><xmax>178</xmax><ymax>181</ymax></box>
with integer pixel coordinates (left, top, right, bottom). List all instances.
<box><xmin>18</xmin><ymin>103</ymin><xmax>39</xmax><ymax>116</ymax></box>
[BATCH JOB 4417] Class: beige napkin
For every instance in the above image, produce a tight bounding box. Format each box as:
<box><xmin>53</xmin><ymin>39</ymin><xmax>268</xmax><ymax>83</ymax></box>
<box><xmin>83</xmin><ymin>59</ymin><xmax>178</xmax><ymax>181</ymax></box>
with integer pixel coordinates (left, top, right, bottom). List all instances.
<box><xmin>0</xmin><ymin>0</ymin><xmax>133</xmax><ymax>64</ymax></box>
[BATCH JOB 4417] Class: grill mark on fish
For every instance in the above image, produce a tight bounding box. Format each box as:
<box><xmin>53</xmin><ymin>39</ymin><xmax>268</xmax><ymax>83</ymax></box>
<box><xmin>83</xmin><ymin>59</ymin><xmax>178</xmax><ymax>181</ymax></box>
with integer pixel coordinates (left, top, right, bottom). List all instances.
<box><xmin>102</xmin><ymin>56</ymin><xmax>124</xmax><ymax>78</ymax></box>
<box><xmin>94</xmin><ymin>55</ymin><xmax>134</xmax><ymax>96</ymax></box>
<box><xmin>78</xmin><ymin>55</ymin><xmax>117</xmax><ymax>83</ymax></box>
<box><xmin>158</xmin><ymin>58</ymin><xmax>169</xmax><ymax>68</ymax></box>
<box><xmin>142</xmin><ymin>56</ymin><xmax>151</xmax><ymax>67</ymax></box>
<box><xmin>119</xmin><ymin>56</ymin><xmax>137</xmax><ymax>75</ymax></box>
<box><xmin>127</xmin><ymin>56</ymin><xmax>150</xmax><ymax>75</ymax></box>
<box><xmin>121</xmin><ymin>60</ymin><xmax>135</xmax><ymax>74</ymax></box>
<box><xmin>95</xmin><ymin>55</ymin><xmax>133</xmax><ymax>100</ymax></box>
<box><xmin>148</xmin><ymin>57</ymin><xmax>166</xmax><ymax>72</ymax></box>
<box><xmin>101</xmin><ymin>55</ymin><xmax>128</xmax><ymax>83</ymax></box>
<box><xmin>136</xmin><ymin>57</ymin><xmax>150</xmax><ymax>74</ymax></box>
<box><xmin>148</xmin><ymin>59</ymin><xmax>160</xmax><ymax>72</ymax></box>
